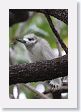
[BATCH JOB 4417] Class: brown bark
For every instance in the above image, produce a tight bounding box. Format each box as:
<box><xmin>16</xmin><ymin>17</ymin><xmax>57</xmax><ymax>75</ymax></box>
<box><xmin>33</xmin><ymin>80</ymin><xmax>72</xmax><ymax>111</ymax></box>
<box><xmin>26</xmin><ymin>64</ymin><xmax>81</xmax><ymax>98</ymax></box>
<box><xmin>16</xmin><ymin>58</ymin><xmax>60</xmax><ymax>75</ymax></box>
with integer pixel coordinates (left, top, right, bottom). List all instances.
<box><xmin>9</xmin><ymin>55</ymin><xmax>68</xmax><ymax>85</ymax></box>
<box><xmin>9</xmin><ymin>9</ymin><xmax>68</xmax><ymax>26</ymax></box>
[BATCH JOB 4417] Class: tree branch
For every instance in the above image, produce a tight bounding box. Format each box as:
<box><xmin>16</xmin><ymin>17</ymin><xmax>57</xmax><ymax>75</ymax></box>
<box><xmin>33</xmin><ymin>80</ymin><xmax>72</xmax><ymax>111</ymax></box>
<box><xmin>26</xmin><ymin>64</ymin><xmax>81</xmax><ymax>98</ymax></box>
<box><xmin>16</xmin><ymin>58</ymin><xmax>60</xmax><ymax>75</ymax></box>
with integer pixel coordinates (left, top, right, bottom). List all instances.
<box><xmin>45</xmin><ymin>13</ymin><xmax>68</xmax><ymax>54</ymax></box>
<box><xmin>9</xmin><ymin>55</ymin><xmax>68</xmax><ymax>85</ymax></box>
<box><xmin>28</xmin><ymin>9</ymin><xmax>68</xmax><ymax>24</ymax></box>
<box><xmin>9</xmin><ymin>9</ymin><xmax>68</xmax><ymax>26</ymax></box>
<box><xmin>23</xmin><ymin>84</ymin><xmax>49</xmax><ymax>99</ymax></box>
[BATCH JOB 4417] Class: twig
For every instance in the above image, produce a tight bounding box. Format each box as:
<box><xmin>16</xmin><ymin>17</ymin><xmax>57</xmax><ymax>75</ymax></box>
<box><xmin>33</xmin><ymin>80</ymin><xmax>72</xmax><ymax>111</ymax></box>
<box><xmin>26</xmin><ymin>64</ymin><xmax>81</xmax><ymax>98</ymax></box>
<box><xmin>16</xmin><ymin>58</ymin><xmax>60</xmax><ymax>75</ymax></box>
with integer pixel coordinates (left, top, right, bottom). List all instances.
<box><xmin>45</xmin><ymin>13</ymin><xmax>68</xmax><ymax>54</ymax></box>
<box><xmin>23</xmin><ymin>84</ymin><xmax>49</xmax><ymax>99</ymax></box>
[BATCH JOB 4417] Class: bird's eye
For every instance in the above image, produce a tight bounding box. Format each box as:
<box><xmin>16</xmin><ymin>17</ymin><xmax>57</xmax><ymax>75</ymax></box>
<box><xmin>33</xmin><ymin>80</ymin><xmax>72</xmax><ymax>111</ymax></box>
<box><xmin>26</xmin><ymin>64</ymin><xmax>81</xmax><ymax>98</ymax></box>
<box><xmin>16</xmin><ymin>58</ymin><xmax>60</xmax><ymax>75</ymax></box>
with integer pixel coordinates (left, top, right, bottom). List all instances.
<box><xmin>28</xmin><ymin>38</ymin><xmax>34</xmax><ymax>41</ymax></box>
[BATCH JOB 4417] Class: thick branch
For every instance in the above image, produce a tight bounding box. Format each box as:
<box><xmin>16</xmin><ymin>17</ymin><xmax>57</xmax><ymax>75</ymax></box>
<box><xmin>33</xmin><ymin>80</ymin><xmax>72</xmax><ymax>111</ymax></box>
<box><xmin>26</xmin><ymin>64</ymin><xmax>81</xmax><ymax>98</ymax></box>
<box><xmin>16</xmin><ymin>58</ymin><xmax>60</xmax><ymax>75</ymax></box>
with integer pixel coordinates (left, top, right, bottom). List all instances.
<box><xmin>28</xmin><ymin>9</ymin><xmax>68</xmax><ymax>24</ymax></box>
<box><xmin>9</xmin><ymin>55</ymin><xmax>68</xmax><ymax>85</ymax></box>
<box><xmin>9</xmin><ymin>9</ymin><xmax>68</xmax><ymax>26</ymax></box>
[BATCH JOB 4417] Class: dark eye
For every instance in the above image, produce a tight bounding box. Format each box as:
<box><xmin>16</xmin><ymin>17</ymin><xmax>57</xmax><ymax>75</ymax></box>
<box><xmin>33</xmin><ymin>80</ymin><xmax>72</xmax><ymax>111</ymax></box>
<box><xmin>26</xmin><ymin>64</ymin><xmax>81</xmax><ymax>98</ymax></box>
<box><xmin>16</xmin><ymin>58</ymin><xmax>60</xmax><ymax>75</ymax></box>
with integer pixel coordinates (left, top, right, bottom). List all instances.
<box><xmin>28</xmin><ymin>38</ymin><xmax>34</xmax><ymax>41</ymax></box>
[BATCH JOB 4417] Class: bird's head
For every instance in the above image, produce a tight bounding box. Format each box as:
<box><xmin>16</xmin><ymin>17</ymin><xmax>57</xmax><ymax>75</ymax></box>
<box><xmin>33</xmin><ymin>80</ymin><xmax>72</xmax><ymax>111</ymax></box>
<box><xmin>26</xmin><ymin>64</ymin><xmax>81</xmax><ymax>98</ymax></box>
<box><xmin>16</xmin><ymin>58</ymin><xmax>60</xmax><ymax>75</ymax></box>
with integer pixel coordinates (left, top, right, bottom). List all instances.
<box><xmin>16</xmin><ymin>33</ymin><xmax>38</xmax><ymax>49</ymax></box>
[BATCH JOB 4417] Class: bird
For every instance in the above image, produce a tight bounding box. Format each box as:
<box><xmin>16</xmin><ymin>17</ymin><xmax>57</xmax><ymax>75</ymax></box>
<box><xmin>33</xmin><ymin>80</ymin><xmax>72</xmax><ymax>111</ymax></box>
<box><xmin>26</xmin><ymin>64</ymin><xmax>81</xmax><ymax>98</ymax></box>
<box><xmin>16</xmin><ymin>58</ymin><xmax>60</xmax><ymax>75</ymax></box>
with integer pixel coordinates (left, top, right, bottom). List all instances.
<box><xmin>16</xmin><ymin>33</ymin><xmax>57</xmax><ymax>62</ymax></box>
<box><xmin>16</xmin><ymin>33</ymin><xmax>62</xmax><ymax>87</ymax></box>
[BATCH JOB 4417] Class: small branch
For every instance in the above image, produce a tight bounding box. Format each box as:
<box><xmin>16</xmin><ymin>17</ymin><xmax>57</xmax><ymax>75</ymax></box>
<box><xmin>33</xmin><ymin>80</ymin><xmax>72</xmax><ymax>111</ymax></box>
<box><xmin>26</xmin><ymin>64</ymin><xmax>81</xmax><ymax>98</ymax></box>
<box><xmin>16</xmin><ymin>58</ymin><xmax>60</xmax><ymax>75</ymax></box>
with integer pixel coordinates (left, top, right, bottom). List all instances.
<box><xmin>45</xmin><ymin>13</ymin><xmax>68</xmax><ymax>54</ymax></box>
<box><xmin>23</xmin><ymin>84</ymin><xmax>49</xmax><ymax>99</ymax></box>
<box><xmin>9</xmin><ymin>55</ymin><xmax>68</xmax><ymax>85</ymax></box>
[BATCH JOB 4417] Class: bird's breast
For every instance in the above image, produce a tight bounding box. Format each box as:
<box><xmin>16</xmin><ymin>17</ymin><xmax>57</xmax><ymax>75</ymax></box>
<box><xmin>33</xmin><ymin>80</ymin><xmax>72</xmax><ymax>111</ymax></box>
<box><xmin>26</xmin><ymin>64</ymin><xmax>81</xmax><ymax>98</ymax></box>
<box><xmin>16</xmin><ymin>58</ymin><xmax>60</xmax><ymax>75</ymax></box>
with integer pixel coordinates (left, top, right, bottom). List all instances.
<box><xmin>27</xmin><ymin>45</ymin><xmax>45</xmax><ymax>62</ymax></box>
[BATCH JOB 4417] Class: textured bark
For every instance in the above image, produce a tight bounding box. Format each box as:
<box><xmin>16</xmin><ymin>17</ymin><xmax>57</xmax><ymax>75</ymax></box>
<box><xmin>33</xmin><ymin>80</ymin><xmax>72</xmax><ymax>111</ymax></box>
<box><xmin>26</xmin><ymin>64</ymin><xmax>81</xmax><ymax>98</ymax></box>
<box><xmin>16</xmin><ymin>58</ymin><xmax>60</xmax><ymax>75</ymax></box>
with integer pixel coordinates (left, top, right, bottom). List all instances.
<box><xmin>28</xmin><ymin>9</ymin><xmax>68</xmax><ymax>24</ymax></box>
<box><xmin>9</xmin><ymin>55</ymin><xmax>68</xmax><ymax>85</ymax></box>
<box><xmin>9</xmin><ymin>9</ymin><xmax>68</xmax><ymax>26</ymax></box>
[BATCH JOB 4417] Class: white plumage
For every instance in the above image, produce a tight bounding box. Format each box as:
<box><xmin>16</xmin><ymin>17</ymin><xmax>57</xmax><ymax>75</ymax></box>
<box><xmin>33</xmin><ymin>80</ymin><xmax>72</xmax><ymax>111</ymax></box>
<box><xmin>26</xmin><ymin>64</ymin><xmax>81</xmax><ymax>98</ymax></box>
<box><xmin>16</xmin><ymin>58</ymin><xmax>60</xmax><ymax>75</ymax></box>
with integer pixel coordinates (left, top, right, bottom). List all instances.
<box><xmin>22</xmin><ymin>33</ymin><xmax>56</xmax><ymax>62</ymax></box>
<box><xmin>17</xmin><ymin>33</ymin><xmax>62</xmax><ymax>87</ymax></box>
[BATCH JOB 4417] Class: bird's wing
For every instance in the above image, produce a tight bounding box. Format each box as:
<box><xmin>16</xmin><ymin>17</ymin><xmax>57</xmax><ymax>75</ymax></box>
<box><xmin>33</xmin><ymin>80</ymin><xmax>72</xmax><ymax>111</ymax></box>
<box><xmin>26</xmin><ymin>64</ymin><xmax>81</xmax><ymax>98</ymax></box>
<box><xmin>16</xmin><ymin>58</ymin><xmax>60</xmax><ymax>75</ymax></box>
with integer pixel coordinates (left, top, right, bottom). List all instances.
<box><xmin>41</xmin><ymin>40</ymin><xmax>55</xmax><ymax>60</ymax></box>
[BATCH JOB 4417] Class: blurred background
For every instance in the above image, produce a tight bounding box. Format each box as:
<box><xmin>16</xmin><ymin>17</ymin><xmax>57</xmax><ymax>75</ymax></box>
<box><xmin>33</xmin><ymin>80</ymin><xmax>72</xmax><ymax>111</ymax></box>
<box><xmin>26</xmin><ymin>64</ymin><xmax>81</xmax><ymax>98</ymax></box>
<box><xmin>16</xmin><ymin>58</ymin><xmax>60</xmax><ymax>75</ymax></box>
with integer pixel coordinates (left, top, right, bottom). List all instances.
<box><xmin>9</xmin><ymin>11</ymin><xmax>68</xmax><ymax>99</ymax></box>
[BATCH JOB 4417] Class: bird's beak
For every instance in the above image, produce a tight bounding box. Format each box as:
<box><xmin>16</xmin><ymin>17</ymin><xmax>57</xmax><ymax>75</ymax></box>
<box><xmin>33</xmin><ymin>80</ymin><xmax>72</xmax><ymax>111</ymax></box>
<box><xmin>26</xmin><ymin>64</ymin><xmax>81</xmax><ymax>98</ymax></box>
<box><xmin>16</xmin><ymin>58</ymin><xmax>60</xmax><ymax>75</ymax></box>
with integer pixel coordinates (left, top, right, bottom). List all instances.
<box><xmin>16</xmin><ymin>38</ymin><xmax>26</xmax><ymax>44</ymax></box>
